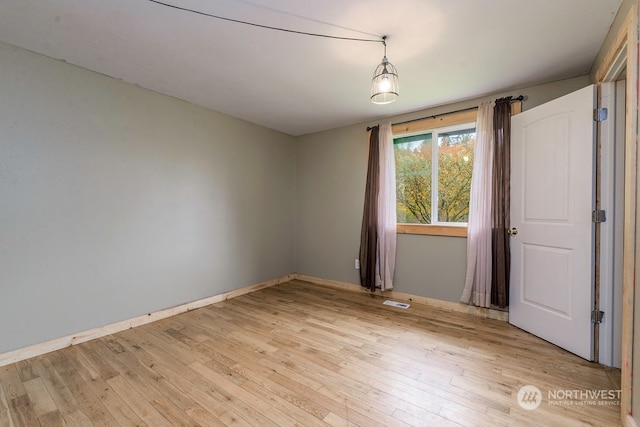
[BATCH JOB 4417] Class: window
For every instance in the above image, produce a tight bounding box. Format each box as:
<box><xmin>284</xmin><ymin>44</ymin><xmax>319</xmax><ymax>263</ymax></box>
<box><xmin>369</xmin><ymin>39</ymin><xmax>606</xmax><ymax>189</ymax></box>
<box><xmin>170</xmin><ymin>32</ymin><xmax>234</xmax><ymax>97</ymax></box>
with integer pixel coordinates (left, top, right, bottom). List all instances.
<box><xmin>394</xmin><ymin>122</ymin><xmax>476</xmax><ymax>235</ymax></box>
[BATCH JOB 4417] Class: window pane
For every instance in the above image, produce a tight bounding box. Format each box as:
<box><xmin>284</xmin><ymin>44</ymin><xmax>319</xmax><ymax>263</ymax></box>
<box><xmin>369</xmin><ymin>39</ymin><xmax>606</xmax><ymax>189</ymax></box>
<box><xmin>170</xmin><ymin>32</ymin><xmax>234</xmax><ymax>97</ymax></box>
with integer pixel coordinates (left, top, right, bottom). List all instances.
<box><xmin>394</xmin><ymin>134</ymin><xmax>432</xmax><ymax>224</ymax></box>
<box><xmin>437</xmin><ymin>129</ymin><xmax>475</xmax><ymax>223</ymax></box>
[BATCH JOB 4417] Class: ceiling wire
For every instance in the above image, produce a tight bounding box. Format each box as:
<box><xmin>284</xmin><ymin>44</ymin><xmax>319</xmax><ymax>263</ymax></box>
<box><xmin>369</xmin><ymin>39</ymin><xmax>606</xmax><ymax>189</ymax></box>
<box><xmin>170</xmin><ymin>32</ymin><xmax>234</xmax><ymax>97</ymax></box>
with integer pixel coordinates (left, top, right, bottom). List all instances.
<box><xmin>147</xmin><ymin>0</ymin><xmax>385</xmax><ymax>44</ymax></box>
<box><xmin>228</xmin><ymin>0</ymin><xmax>381</xmax><ymax>39</ymax></box>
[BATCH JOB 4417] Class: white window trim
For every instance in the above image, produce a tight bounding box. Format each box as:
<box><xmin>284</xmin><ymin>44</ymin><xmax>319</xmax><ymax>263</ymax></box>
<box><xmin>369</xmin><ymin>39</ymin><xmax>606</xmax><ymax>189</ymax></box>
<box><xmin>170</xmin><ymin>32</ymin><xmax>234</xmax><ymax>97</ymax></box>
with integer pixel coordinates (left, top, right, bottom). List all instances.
<box><xmin>394</xmin><ymin>121</ymin><xmax>475</xmax><ymax>228</ymax></box>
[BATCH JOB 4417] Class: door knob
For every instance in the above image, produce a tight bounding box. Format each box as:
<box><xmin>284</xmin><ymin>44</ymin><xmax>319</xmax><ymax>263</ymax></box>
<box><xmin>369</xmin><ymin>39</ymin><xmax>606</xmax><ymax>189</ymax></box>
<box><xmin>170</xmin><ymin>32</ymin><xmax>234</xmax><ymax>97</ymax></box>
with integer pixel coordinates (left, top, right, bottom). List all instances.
<box><xmin>507</xmin><ymin>227</ymin><xmax>518</xmax><ymax>236</ymax></box>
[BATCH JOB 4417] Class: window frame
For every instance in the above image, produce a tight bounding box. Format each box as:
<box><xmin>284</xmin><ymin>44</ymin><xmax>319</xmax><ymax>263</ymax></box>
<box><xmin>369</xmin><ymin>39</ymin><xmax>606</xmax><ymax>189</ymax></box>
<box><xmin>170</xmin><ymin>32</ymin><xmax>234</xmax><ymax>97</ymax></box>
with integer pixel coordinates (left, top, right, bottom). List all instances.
<box><xmin>392</xmin><ymin>109</ymin><xmax>478</xmax><ymax>237</ymax></box>
<box><xmin>391</xmin><ymin>102</ymin><xmax>521</xmax><ymax>237</ymax></box>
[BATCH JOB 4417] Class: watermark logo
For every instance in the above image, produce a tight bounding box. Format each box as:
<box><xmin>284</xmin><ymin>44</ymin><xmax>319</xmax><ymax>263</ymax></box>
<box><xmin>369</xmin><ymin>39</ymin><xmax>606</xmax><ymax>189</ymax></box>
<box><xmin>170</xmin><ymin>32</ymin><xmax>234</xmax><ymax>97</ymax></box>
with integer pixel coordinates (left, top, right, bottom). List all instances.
<box><xmin>517</xmin><ymin>385</ymin><xmax>542</xmax><ymax>410</ymax></box>
<box><xmin>547</xmin><ymin>389</ymin><xmax>621</xmax><ymax>407</ymax></box>
<box><xmin>516</xmin><ymin>385</ymin><xmax>621</xmax><ymax>410</ymax></box>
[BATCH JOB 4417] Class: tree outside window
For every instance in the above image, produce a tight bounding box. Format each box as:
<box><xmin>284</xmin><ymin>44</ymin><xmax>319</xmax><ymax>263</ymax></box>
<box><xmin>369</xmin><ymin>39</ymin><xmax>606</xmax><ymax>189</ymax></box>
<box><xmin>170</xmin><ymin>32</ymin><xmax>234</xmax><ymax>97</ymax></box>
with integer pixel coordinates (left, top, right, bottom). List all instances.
<box><xmin>394</xmin><ymin>124</ymin><xmax>475</xmax><ymax>225</ymax></box>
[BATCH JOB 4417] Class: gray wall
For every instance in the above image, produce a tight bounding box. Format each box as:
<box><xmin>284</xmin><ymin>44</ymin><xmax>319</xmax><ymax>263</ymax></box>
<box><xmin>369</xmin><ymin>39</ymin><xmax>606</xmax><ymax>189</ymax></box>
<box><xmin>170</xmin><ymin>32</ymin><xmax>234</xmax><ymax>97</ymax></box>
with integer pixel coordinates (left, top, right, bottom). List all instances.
<box><xmin>0</xmin><ymin>42</ymin><xmax>295</xmax><ymax>354</ymax></box>
<box><xmin>0</xmin><ymin>33</ymin><xmax>602</xmax><ymax>356</ymax></box>
<box><xmin>294</xmin><ymin>75</ymin><xmax>591</xmax><ymax>302</ymax></box>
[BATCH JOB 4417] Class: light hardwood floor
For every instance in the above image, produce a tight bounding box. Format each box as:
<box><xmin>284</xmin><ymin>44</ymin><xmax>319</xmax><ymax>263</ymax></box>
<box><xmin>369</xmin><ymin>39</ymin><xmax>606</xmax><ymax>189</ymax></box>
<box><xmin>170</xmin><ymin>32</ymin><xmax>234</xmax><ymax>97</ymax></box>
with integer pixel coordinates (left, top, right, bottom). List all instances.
<box><xmin>0</xmin><ymin>280</ymin><xmax>621</xmax><ymax>426</ymax></box>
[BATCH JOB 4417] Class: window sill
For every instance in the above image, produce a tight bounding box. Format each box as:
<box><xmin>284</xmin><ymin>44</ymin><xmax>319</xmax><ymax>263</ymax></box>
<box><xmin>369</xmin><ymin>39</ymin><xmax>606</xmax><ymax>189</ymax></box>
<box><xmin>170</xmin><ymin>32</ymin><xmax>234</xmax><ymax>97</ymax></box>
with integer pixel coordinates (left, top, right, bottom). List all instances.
<box><xmin>397</xmin><ymin>224</ymin><xmax>467</xmax><ymax>237</ymax></box>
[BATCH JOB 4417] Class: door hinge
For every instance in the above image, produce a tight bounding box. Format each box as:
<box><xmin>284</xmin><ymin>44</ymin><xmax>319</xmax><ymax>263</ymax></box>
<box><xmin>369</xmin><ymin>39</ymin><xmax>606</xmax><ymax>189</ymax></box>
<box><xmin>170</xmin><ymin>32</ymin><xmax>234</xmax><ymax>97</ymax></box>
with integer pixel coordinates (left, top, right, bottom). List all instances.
<box><xmin>592</xmin><ymin>209</ymin><xmax>607</xmax><ymax>223</ymax></box>
<box><xmin>592</xmin><ymin>310</ymin><xmax>605</xmax><ymax>324</ymax></box>
<box><xmin>593</xmin><ymin>107</ymin><xmax>608</xmax><ymax>122</ymax></box>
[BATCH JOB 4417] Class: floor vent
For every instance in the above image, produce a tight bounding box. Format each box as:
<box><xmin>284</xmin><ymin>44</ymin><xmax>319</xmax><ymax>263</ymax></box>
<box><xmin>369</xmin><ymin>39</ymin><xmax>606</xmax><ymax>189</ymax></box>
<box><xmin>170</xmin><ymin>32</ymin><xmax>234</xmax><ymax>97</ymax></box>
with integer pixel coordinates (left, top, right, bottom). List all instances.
<box><xmin>383</xmin><ymin>300</ymin><xmax>410</xmax><ymax>309</ymax></box>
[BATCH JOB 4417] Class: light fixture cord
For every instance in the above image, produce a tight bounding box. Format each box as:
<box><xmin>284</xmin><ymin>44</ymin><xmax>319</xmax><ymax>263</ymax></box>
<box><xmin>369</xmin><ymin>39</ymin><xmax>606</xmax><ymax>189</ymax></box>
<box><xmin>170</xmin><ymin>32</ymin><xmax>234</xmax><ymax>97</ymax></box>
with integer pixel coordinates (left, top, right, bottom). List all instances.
<box><xmin>147</xmin><ymin>0</ymin><xmax>385</xmax><ymax>44</ymax></box>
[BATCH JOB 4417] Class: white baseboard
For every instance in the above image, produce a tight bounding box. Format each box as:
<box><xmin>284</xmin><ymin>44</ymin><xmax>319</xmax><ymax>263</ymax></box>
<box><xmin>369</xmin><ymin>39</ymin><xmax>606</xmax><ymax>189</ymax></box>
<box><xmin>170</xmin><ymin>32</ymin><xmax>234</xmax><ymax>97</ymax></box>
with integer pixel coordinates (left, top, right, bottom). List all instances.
<box><xmin>628</xmin><ymin>414</ymin><xmax>639</xmax><ymax>427</ymax></box>
<box><xmin>0</xmin><ymin>274</ymin><xmax>295</xmax><ymax>368</ymax></box>
<box><xmin>293</xmin><ymin>274</ymin><xmax>509</xmax><ymax>322</ymax></box>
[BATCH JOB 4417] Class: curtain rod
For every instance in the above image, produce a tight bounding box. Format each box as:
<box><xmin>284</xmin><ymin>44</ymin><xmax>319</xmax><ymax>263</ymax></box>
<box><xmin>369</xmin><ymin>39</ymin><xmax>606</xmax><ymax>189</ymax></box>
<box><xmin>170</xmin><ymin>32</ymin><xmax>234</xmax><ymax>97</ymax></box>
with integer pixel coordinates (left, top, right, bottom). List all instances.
<box><xmin>366</xmin><ymin>95</ymin><xmax>525</xmax><ymax>131</ymax></box>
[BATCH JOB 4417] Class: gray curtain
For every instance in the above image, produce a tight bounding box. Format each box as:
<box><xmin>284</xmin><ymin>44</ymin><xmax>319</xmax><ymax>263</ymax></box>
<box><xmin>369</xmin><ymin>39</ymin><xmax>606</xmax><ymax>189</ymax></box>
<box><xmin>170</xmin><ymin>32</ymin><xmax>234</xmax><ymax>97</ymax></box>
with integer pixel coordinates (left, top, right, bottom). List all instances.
<box><xmin>491</xmin><ymin>97</ymin><xmax>512</xmax><ymax>308</ymax></box>
<box><xmin>359</xmin><ymin>126</ymin><xmax>380</xmax><ymax>292</ymax></box>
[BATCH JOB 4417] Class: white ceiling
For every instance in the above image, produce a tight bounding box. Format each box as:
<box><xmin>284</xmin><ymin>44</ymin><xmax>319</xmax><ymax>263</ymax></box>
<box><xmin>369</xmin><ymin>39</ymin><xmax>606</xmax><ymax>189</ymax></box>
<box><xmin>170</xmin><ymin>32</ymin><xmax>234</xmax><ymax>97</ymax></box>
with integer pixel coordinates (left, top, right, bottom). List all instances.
<box><xmin>0</xmin><ymin>0</ymin><xmax>622</xmax><ymax>136</ymax></box>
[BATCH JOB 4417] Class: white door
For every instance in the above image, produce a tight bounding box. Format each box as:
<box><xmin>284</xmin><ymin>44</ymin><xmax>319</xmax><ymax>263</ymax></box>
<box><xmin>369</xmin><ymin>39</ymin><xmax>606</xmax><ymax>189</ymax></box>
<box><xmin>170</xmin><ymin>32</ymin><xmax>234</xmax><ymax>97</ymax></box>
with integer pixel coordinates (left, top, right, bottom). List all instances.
<box><xmin>509</xmin><ymin>85</ymin><xmax>596</xmax><ymax>360</ymax></box>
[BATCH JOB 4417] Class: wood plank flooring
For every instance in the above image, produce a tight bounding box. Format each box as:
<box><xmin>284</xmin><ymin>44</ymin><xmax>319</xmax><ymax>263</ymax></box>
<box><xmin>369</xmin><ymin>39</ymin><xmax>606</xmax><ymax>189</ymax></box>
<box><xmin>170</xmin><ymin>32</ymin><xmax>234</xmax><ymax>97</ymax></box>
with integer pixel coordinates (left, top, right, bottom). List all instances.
<box><xmin>0</xmin><ymin>280</ymin><xmax>621</xmax><ymax>426</ymax></box>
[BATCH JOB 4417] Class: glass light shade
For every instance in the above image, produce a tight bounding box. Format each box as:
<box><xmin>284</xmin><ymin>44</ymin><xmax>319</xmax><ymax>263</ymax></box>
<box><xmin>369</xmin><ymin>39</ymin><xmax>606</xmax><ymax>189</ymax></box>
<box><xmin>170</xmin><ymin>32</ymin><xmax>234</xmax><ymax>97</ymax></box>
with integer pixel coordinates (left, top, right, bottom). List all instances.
<box><xmin>371</xmin><ymin>57</ymin><xmax>399</xmax><ymax>105</ymax></box>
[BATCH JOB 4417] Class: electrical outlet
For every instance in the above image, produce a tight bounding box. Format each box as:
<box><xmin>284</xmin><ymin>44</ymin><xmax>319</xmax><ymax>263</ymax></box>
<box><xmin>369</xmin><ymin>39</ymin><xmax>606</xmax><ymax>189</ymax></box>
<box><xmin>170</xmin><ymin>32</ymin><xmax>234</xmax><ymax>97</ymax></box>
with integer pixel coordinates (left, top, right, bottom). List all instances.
<box><xmin>355</xmin><ymin>259</ymin><xmax>360</xmax><ymax>269</ymax></box>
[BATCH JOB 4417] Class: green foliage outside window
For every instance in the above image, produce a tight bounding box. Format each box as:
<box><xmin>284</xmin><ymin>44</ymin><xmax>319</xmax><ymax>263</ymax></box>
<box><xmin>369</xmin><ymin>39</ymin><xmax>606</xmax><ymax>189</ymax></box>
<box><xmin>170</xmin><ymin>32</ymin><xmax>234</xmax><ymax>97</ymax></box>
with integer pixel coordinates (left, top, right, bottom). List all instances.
<box><xmin>394</xmin><ymin>127</ymin><xmax>475</xmax><ymax>224</ymax></box>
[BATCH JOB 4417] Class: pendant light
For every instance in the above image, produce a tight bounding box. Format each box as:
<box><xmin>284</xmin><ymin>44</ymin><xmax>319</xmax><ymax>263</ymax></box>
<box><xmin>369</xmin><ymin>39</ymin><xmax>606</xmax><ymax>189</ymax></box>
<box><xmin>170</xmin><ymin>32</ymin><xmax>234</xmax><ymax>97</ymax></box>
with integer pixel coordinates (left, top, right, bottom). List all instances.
<box><xmin>371</xmin><ymin>36</ymin><xmax>399</xmax><ymax>105</ymax></box>
<box><xmin>149</xmin><ymin>0</ymin><xmax>399</xmax><ymax>104</ymax></box>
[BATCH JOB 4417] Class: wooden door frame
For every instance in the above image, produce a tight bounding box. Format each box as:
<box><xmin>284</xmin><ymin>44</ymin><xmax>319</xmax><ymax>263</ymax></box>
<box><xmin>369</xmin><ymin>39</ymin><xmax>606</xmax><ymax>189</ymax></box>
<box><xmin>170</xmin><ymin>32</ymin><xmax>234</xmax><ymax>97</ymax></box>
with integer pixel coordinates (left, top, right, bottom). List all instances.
<box><xmin>595</xmin><ymin>4</ymin><xmax>639</xmax><ymax>425</ymax></box>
